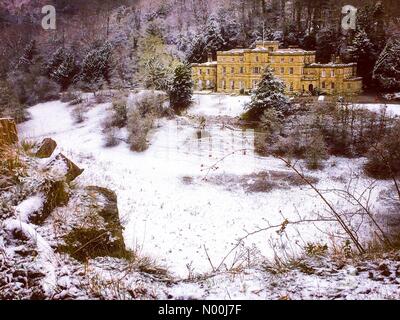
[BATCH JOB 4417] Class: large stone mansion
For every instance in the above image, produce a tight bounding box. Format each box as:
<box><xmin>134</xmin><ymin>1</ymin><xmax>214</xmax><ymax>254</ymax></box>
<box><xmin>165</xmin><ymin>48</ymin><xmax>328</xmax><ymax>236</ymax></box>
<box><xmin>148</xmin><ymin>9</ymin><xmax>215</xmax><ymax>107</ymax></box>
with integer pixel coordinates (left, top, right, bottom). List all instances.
<box><xmin>191</xmin><ymin>41</ymin><xmax>363</xmax><ymax>95</ymax></box>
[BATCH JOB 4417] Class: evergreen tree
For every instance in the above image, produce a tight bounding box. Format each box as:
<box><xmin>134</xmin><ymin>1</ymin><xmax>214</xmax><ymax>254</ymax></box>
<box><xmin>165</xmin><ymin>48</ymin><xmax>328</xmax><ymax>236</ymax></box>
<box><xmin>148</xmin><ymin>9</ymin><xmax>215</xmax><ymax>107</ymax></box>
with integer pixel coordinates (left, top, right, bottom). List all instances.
<box><xmin>315</xmin><ymin>29</ymin><xmax>338</xmax><ymax>63</ymax></box>
<box><xmin>348</xmin><ymin>29</ymin><xmax>376</xmax><ymax>88</ymax></box>
<box><xmin>168</xmin><ymin>63</ymin><xmax>193</xmax><ymax>113</ymax></box>
<box><xmin>373</xmin><ymin>38</ymin><xmax>400</xmax><ymax>92</ymax></box>
<box><xmin>245</xmin><ymin>67</ymin><xmax>290</xmax><ymax>120</ymax></box>
<box><xmin>46</xmin><ymin>48</ymin><xmax>79</xmax><ymax>91</ymax></box>
<box><xmin>186</xmin><ymin>34</ymin><xmax>207</xmax><ymax>63</ymax></box>
<box><xmin>144</xmin><ymin>57</ymin><xmax>170</xmax><ymax>90</ymax></box>
<box><xmin>137</xmin><ymin>33</ymin><xmax>178</xmax><ymax>88</ymax></box>
<box><xmin>16</xmin><ymin>40</ymin><xmax>38</xmax><ymax>71</ymax></box>
<box><xmin>204</xmin><ymin>15</ymin><xmax>226</xmax><ymax>59</ymax></box>
<box><xmin>79</xmin><ymin>42</ymin><xmax>113</xmax><ymax>92</ymax></box>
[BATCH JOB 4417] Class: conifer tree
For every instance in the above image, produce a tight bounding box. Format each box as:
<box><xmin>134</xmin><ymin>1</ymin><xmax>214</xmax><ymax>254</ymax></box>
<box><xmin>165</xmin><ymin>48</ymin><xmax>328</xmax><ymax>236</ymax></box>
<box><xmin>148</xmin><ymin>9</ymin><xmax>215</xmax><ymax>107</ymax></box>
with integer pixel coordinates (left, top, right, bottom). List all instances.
<box><xmin>245</xmin><ymin>67</ymin><xmax>290</xmax><ymax>120</ymax></box>
<box><xmin>46</xmin><ymin>48</ymin><xmax>79</xmax><ymax>91</ymax></box>
<box><xmin>16</xmin><ymin>40</ymin><xmax>38</xmax><ymax>71</ymax></box>
<box><xmin>168</xmin><ymin>63</ymin><xmax>193</xmax><ymax>113</ymax></box>
<box><xmin>373</xmin><ymin>38</ymin><xmax>400</xmax><ymax>92</ymax></box>
<box><xmin>80</xmin><ymin>42</ymin><xmax>113</xmax><ymax>92</ymax></box>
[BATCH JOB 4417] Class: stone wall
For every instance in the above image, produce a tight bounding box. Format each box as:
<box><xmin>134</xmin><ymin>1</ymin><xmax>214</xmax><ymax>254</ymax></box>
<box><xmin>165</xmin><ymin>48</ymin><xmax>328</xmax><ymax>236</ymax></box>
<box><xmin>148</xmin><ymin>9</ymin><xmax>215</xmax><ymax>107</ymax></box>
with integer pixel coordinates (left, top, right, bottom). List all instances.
<box><xmin>0</xmin><ymin>118</ymin><xmax>18</xmax><ymax>146</ymax></box>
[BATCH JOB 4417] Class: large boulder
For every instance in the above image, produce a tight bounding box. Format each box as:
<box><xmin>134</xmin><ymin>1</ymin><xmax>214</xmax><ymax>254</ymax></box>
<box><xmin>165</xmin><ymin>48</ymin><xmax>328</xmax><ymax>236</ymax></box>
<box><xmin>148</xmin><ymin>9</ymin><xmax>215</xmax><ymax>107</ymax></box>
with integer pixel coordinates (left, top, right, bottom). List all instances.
<box><xmin>0</xmin><ymin>118</ymin><xmax>18</xmax><ymax>146</ymax></box>
<box><xmin>58</xmin><ymin>186</ymin><xmax>129</xmax><ymax>261</ymax></box>
<box><xmin>31</xmin><ymin>181</ymin><xmax>69</xmax><ymax>225</ymax></box>
<box><xmin>47</xmin><ymin>153</ymin><xmax>84</xmax><ymax>183</ymax></box>
<box><xmin>35</xmin><ymin>138</ymin><xmax>57</xmax><ymax>158</ymax></box>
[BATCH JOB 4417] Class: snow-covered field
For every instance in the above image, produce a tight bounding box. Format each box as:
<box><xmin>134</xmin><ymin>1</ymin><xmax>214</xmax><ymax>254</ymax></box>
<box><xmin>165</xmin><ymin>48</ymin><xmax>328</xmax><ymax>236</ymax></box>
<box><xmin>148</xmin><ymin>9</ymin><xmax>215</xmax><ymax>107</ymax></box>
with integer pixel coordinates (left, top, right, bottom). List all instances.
<box><xmin>18</xmin><ymin>94</ymin><xmax>396</xmax><ymax>280</ymax></box>
<box><xmin>354</xmin><ymin>103</ymin><xmax>400</xmax><ymax>116</ymax></box>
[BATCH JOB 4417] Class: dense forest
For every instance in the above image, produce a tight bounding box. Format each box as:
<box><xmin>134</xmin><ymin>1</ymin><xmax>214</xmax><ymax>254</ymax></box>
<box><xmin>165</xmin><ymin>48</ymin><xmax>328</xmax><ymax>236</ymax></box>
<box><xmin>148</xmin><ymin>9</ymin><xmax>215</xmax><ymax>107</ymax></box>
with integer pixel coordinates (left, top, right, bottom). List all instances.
<box><xmin>1</xmin><ymin>0</ymin><xmax>400</xmax><ymax>121</ymax></box>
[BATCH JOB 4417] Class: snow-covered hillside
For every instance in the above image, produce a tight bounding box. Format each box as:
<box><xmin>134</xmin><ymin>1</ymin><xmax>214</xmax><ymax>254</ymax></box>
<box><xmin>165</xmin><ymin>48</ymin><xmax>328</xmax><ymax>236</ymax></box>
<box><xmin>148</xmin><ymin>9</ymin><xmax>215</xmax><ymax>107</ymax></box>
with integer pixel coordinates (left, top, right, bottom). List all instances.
<box><xmin>9</xmin><ymin>93</ymin><xmax>400</xmax><ymax>299</ymax></box>
<box><xmin>17</xmin><ymin>94</ymin><xmax>395</xmax><ymax>279</ymax></box>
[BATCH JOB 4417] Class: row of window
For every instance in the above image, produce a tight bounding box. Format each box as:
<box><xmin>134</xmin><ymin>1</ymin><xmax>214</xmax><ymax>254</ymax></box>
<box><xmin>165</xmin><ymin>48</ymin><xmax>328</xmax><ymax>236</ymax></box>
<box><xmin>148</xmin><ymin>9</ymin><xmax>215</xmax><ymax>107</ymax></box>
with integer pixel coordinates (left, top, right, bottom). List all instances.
<box><xmin>219</xmin><ymin>80</ymin><xmax>259</xmax><ymax>90</ymax></box>
<box><xmin>218</xmin><ymin>55</ymin><xmax>309</xmax><ymax>64</ymax></box>
<box><xmin>197</xmin><ymin>69</ymin><xmax>215</xmax><ymax>76</ymax></box>
<box><xmin>197</xmin><ymin>79</ymin><xmax>350</xmax><ymax>91</ymax></box>
<box><xmin>197</xmin><ymin>67</ymin><xmax>339</xmax><ymax>77</ymax></box>
<box><xmin>220</xmin><ymin>66</ymin><xmax>298</xmax><ymax>75</ymax></box>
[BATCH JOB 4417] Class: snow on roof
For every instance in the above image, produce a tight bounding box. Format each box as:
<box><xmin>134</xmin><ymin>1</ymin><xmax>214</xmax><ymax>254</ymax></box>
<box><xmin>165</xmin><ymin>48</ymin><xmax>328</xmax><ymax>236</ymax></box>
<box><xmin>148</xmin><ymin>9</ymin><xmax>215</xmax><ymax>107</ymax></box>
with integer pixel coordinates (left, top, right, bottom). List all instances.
<box><xmin>308</xmin><ymin>62</ymin><xmax>357</xmax><ymax>68</ymax></box>
<box><xmin>192</xmin><ymin>61</ymin><xmax>218</xmax><ymax>67</ymax></box>
<box><xmin>344</xmin><ymin>77</ymin><xmax>363</xmax><ymax>81</ymax></box>
<box><xmin>272</xmin><ymin>49</ymin><xmax>315</xmax><ymax>55</ymax></box>
<box><xmin>223</xmin><ymin>48</ymin><xmax>246</xmax><ymax>54</ymax></box>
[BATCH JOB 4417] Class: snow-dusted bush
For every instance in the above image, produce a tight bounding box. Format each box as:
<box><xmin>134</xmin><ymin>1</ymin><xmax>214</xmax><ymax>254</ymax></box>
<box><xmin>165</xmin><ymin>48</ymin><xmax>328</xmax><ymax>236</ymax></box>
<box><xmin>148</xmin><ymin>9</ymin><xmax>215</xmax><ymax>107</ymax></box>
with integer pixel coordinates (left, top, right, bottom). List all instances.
<box><xmin>111</xmin><ymin>97</ymin><xmax>128</xmax><ymax>128</ymax></box>
<box><xmin>8</xmin><ymin>72</ymin><xmax>60</xmax><ymax>107</ymax></box>
<box><xmin>127</xmin><ymin>109</ymin><xmax>154</xmax><ymax>152</ymax></box>
<box><xmin>60</xmin><ymin>90</ymin><xmax>80</xmax><ymax>103</ymax></box>
<box><xmin>305</xmin><ymin>131</ymin><xmax>328</xmax><ymax>170</ymax></box>
<box><xmin>0</xmin><ymin>79</ymin><xmax>29</xmax><ymax>123</ymax></box>
<box><xmin>71</xmin><ymin>101</ymin><xmax>93</xmax><ymax>124</ymax></box>
<box><xmin>103</xmin><ymin>127</ymin><xmax>120</xmax><ymax>148</ymax></box>
<box><xmin>365</xmin><ymin>120</ymin><xmax>400</xmax><ymax>179</ymax></box>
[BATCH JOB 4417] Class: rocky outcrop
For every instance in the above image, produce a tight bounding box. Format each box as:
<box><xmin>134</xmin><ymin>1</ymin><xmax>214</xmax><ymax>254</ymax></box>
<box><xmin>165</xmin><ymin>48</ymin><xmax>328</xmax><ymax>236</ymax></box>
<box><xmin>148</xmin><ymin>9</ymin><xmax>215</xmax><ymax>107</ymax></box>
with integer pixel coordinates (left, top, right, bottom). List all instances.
<box><xmin>58</xmin><ymin>186</ymin><xmax>128</xmax><ymax>262</ymax></box>
<box><xmin>46</xmin><ymin>153</ymin><xmax>84</xmax><ymax>183</ymax></box>
<box><xmin>31</xmin><ymin>181</ymin><xmax>69</xmax><ymax>225</ymax></box>
<box><xmin>31</xmin><ymin>152</ymin><xmax>83</xmax><ymax>225</ymax></box>
<box><xmin>0</xmin><ymin>118</ymin><xmax>18</xmax><ymax>146</ymax></box>
<box><xmin>35</xmin><ymin>138</ymin><xmax>57</xmax><ymax>158</ymax></box>
<box><xmin>1</xmin><ymin>137</ymin><xmax>132</xmax><ymax>300</ymax></box>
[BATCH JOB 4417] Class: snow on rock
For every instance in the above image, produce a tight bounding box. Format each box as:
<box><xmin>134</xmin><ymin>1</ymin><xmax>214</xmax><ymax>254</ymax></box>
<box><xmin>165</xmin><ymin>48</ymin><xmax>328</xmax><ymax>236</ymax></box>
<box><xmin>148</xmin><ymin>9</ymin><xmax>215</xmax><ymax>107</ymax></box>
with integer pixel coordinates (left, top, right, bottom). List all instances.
<box><xmin>4</xmin><ymin>219</ymin><xmax>57</xmax><ymax>296</ymax></box>
<box><xmin>15</xmin><ymin>195</ymin><xmax>45</xmax><ymax>223</ymax></box>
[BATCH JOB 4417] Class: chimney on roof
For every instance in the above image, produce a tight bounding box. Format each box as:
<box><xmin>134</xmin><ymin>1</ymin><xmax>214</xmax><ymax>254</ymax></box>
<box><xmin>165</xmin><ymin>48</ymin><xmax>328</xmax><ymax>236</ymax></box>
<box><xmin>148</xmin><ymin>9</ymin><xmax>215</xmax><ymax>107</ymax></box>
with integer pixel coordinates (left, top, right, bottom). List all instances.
<box><xmin>207</xmin><ymin>52</ymin><xmax>213</xmax><ymax>62</ymax></box>
<box><xmin>331</xmin><ymin>54</ymin><xmax>336</xmax><ymax>63</ymax></box>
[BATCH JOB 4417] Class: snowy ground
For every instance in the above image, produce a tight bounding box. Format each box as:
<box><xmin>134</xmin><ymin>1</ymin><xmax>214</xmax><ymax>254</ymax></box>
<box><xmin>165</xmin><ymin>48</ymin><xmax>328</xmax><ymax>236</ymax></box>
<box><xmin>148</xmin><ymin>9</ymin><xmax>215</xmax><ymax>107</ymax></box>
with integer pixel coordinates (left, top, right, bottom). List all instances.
<box><xmin>18</xmin><ymin>94</ymin><xmax>397</xmax><ymax>282</ymax></box>
<box><xmin>354</xmin><ymin>103</ymin><xmax>400</xmax><ymax>116</ymax></box>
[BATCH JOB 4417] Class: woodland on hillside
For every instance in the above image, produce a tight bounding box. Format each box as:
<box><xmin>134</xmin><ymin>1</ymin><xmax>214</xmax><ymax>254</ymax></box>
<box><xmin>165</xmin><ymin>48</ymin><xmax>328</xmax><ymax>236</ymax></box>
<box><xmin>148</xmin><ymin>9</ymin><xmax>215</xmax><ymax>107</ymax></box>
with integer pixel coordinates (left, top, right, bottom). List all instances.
<box><xmin>1</xmin><ymin>1</ymin><xmax>400</xmax><ymax>127</ymax></box>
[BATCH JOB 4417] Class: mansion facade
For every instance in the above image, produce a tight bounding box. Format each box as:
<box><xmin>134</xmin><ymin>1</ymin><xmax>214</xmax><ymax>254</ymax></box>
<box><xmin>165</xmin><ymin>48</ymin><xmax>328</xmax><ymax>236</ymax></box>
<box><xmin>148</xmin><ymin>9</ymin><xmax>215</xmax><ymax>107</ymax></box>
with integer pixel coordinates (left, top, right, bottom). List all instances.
<box><xmin>191</xmin><ymin>41</ymin><xmax>363</xmax><ymax>95</ymax></box>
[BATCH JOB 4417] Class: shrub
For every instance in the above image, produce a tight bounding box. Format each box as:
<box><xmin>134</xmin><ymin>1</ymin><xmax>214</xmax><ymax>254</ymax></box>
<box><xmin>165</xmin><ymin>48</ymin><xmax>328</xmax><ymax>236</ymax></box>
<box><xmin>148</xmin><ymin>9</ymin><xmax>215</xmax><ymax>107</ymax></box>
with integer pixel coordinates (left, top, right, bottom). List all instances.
<box><xmin>60</xmin><ymin>90</ymin><xmax>79</xmax><ymax>103</ymax></box>
<box><xmin>95</xmin><ymin>93</ymin><xmax>112</xmax><ymax>104</ymax></box>
<box><xmin>127</xmin><ymin>109</ymin><xmax>154</xmax><ymax>152</ymax></box>
<box><xmin>103</xmin><ymin>127</ymin><xmax>120</xmax><ymax>148</ymax></box>
<box><xmin>71</xmin><ymin>102</ymin><xmax>92</xmax><ymax>124</ymax></box>
<box><xmin>305</xmin><ymin>131</ymin><xmax>328</xmax><ymax>170</ymax></box>
<box><xmin>365</xmin><ymin>121</ymin><xmax>400</xmax><ymax>179</ymax></box>
<box><xmin>0</xmin><ymin>79</ymin><xmax>30</xmax><ymax>123</ymax></box>
<box><xmin>8</xmin><ymin>72</ymin><xmax>60</xmax><ymax>106</ymax></box>
<box><xmin>111</xmin><ymin>98</ymin><xmax>128</xmax><ymax>128</ymax></box>
<box><xmin>130</xmin><ymin>91</ymin><xmax>166</xmax><ymax>118</ymax></box>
